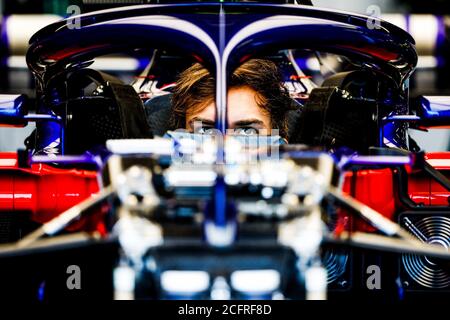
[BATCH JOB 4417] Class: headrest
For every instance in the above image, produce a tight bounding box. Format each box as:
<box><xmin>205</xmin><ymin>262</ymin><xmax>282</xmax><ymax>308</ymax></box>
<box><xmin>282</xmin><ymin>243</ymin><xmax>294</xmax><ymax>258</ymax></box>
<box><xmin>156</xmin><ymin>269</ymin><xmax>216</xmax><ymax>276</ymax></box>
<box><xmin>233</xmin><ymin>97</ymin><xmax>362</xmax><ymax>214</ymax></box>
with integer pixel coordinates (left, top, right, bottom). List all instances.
<box><xmin>31</xmin><ymin>68</ymin><xmax>153</xmax><ymax>155</ymax></box>
<box><xmin>293</xmin><ymin>71</ymin><xmax>381</xmax><ymax>152</ymax></box>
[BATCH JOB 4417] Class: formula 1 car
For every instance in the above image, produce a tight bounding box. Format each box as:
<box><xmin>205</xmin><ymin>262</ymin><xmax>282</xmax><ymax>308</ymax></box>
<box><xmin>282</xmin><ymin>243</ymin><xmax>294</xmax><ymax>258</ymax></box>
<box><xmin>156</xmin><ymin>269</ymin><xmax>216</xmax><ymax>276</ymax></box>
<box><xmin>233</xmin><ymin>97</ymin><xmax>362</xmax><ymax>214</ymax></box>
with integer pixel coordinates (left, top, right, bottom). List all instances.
<box><xmin>0</xmin><ymin>0</ymin><xmax>450</xmax><ymax>301</ymax></box>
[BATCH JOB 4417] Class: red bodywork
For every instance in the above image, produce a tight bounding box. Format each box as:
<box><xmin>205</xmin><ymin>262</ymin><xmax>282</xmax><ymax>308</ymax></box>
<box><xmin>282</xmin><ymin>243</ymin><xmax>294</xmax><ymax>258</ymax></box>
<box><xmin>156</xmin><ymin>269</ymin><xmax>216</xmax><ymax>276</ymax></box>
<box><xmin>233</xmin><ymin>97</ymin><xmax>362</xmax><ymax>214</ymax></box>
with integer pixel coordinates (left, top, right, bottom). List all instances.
<box><xmin>409</xmin><ymin>153</ymin><xmax>450</xmax><ymax>206</ymax></box>
<box><xmin>0</xmin><ymin>152</ymin><xmax>104</xmax><ymax>232</ymax></box>
<box><xmin>0</xmin><ymin>151</ymin><xmax>449</xmax><ymax>234</ymax></box>
<box><xmin>340</xmin><ymin>152</ymin><xmax>450</xmax><ymax>232</ymax></box>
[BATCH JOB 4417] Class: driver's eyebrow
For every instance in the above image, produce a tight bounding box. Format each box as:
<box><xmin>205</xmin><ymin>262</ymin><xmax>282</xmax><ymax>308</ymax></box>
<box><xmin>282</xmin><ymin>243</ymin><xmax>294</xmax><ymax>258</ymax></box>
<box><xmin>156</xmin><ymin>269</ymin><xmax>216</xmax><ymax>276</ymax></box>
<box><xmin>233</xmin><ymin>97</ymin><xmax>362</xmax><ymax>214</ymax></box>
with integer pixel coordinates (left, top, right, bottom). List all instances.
<box><xmin>231</xmin><ymin>119</ymin><xmax>265</xmax><ymax>127</ymax></box>
<box><xmin>189</xmin><ymin>118</ymin><xmax>265</xmax><ymax>128</ymax></box>
<box><xmin>188</xmin><ymin>117</ymin><xmax>215</xmax><ymax>128</ymax></box>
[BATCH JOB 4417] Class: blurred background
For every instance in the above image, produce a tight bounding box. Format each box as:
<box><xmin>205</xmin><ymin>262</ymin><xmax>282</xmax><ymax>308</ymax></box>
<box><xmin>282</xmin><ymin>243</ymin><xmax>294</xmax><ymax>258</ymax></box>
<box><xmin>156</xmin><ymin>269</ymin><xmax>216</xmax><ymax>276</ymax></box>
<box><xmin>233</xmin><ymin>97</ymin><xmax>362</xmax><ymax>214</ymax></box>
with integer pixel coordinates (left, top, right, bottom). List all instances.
<box><xmin>1</xmin><ymin>0</ymin><xmax>450</xmax><ymax>151</ymax></box>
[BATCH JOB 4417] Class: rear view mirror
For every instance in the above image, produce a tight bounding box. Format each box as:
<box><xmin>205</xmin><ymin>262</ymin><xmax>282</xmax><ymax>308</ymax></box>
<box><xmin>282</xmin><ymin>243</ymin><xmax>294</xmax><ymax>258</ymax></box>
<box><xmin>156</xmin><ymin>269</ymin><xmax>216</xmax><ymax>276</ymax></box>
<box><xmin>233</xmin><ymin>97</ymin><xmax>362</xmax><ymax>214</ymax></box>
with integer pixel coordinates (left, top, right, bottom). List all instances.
<box><xmin>414</xmin><ymin>96</ymin><xmax>450</xmax><ymax>128</ymax></box>
<box><xmin>0</xmin><ymin>94</ymin><xmax>29</xmax><ymax>127</ymax></box>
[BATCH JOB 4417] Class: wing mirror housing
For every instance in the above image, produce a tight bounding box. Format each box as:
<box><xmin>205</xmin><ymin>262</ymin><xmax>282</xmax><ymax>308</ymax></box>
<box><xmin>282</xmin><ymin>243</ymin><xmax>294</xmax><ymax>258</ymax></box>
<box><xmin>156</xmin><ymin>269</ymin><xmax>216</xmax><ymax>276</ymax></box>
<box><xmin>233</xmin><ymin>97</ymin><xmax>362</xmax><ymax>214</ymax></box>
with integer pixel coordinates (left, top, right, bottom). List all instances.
<box><xmin>0</xmin><ymin>94</ymin><xmax>29</xmax><ymax>127</ymax></box>
<box><xmin>415</xmin><ymin>96</ymin><xmax>450</xmax><ymax>128</ymax></box>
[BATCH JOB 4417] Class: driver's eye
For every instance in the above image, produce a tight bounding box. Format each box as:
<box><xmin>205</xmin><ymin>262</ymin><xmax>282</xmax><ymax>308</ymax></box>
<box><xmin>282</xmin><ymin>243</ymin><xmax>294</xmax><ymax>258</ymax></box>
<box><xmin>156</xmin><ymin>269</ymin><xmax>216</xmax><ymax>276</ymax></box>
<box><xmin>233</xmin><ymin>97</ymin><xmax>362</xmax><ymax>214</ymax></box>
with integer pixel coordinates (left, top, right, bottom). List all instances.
<box><xmin>195</xmin><ymin>126</ymin><xmax>215</xmax><ymax>134</ymax></box>
<box><xmin>233</xmin><ymin>127</ymin><xmax>259</xmax><ymax>135</ymax></box>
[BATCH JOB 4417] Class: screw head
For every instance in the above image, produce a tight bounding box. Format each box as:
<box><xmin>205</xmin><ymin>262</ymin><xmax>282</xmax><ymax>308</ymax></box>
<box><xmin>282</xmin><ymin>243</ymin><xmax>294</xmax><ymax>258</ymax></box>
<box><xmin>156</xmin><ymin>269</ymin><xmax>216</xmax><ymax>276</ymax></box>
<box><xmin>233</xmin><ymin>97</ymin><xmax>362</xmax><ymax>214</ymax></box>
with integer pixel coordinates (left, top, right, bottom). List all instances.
<box><xmin>338</xmin><ymin>280</ymin><xmax>348</xmax><ymax>288</ymax></box>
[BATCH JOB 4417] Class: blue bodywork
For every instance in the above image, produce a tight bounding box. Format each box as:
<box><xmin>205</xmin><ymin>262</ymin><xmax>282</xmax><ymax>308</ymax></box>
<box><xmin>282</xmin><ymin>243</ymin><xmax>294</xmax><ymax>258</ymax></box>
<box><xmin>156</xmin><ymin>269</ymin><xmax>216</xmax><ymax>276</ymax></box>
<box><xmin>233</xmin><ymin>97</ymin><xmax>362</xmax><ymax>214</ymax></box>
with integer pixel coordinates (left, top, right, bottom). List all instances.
<box><xmin>25</xmin><ymin>2</ymin><xmax>417</xmax><ymax>146</ymax></box>
<box><xmin>23</xmin><ymin>2</ymin><xmax>419</xmax><ymax>240</ymax></box>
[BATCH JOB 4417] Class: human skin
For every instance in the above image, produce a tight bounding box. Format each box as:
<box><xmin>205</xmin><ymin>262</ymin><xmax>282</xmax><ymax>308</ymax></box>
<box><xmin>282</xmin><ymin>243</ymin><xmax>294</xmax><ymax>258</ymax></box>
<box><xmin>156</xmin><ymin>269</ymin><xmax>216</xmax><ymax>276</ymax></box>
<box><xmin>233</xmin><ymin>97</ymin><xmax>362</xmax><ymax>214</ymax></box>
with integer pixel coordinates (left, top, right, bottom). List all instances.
<box><xmin>185</xmin><ymin>86</ymin><xmax>271</xmax><ymax>136</ymax></box>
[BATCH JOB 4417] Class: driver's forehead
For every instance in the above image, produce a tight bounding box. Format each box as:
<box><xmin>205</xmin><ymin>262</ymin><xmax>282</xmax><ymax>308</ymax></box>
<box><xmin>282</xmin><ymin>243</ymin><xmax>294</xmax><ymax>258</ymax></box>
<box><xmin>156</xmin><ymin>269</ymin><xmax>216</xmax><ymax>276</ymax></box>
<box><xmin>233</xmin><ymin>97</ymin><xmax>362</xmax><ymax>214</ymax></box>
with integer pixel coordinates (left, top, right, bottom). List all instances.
<box><xmin>186</xmin><ymin>87</ymin><xmax>270</xmax><ymax>127</ymax></box>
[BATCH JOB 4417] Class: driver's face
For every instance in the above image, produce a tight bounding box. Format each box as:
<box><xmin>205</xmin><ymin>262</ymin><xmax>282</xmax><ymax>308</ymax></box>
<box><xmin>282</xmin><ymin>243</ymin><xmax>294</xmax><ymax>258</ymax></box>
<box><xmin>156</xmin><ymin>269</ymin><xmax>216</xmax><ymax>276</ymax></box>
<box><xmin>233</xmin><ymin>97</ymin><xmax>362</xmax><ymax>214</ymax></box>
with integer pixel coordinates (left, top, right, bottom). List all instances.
<box><xmin>185</xmin><ymin>86</ymin><xmax>271</xmax><ymax>135</ymax></box>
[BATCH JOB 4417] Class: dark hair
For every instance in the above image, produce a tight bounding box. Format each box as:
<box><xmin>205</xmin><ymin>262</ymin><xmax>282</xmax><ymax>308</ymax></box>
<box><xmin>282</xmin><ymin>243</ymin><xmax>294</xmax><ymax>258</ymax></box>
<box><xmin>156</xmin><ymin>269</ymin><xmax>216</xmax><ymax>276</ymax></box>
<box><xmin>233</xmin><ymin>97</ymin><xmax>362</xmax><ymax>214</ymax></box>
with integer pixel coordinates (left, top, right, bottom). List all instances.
<box><xmin>170</xmin><ymin>59</ymin><xmax>292</xmax><ymax>139</ymax></box>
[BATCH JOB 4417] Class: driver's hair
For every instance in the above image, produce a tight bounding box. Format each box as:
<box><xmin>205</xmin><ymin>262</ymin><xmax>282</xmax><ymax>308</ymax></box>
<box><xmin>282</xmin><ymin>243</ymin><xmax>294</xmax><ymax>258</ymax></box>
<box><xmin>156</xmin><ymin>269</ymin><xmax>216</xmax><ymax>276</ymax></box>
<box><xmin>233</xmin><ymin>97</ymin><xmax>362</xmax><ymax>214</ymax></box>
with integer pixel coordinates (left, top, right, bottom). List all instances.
<box><xmin>169</xmin><ymin>58</ymin><xmax>292</xmax><ymax>139</ymax></box>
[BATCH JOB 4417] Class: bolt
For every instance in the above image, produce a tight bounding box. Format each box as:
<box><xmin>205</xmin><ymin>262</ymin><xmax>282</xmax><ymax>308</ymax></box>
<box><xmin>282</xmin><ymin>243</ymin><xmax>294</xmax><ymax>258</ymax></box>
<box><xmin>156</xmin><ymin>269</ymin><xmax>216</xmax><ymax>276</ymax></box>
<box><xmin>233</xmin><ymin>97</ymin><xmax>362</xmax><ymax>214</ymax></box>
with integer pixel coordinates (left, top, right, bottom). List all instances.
<box><xmin>338</xmin><ymin>280</ymin><xmax>348</xmax><ymax>288</ymax></box>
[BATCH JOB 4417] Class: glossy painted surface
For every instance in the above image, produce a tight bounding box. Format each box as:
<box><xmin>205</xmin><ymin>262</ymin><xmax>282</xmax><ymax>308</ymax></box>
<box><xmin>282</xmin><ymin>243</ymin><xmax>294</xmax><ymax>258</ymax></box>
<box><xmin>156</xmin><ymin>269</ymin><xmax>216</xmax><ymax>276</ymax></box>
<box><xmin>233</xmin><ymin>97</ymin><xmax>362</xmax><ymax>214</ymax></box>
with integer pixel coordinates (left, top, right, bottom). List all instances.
<box><xmin>0</xmin><ymin>94</ymin><xmax>27</xmax><ymax>127</ymax></box>
<box><xmin>26</xmin><ymin>3</ymin><xmax>417</xmax><ymax>138</ymax></box>
<box><xmin>342</xmin><ymin>168</ymin><xmax>396</xmax><ymax>233</ymax></box>
<box><xmin>0</xmin><ymin>152</ymin><xmax>99</xmax><ymax>224</ymax></box>
<box><xmin>418</xmin><ymin>96</ymin><xmax>450</xmax><ymax>128</ymax></box>
<box><xmin>23</xmin><ymin>3</ymin><xmax>419</xmax><ymax>232</ymax></box>
<box><xmin>1</xmin><ymin>150</ymin><xmax>449</xmax><ymax>234</ymax></box>
<box><xmin>0</xmin><ymin>3</ymin><xmax>428</xmax><ymax>234</ymax></box>
<box><xmin>341</xmin><ymin>152</ymin><xmax>450</xmax><ymax>232</ymax></box>
<box><xmin>409</xmin><ymin>152</ymin><xmax>450</xmax><ymax>206</ymax></box>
